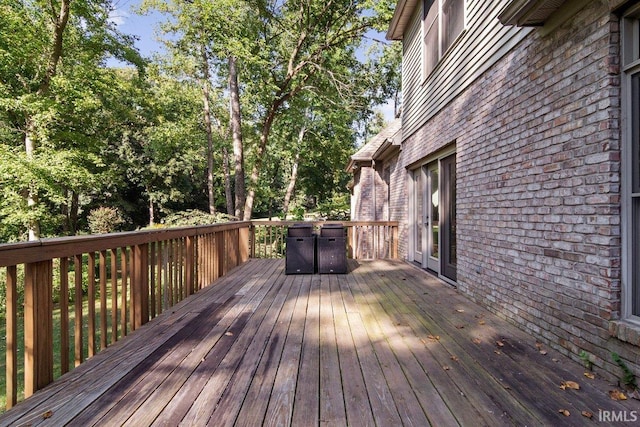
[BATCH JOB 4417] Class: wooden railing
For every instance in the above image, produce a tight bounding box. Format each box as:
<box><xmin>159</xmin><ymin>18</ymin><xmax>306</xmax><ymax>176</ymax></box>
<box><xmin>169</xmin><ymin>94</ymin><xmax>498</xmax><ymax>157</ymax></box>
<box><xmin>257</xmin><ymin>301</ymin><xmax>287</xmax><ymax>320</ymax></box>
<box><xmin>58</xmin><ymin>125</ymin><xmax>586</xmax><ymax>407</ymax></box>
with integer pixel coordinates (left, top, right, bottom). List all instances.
<box><xmin>0</xmin><ymin>220</ymin><xmax>397</xmax><ymax>410</ymax></box>
<box><xmin>250</xmin><ymin>221</ymin><xmax>399</xmax><ymax>260</ymax></box>
<box><xmin>0</xmin><ymin>222</ymin><xmax>250</xmax><ymax>409</ymax></box>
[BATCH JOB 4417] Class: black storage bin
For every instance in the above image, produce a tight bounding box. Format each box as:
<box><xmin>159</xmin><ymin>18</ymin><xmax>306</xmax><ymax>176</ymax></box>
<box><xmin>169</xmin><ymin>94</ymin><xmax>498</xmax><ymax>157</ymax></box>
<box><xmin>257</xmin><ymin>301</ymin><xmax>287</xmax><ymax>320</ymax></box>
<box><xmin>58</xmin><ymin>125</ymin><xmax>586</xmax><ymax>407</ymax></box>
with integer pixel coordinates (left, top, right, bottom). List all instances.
<box><xmin>288</xmin><ymin>223</ymin><xmax>313</xmax><ymax>237</ymax></box>
<box><xmin>320</xmin><ymin>223</ymin><xmax>345</xmax><ymax>237</ymax></box>
<box><xmin>317</xmin><ymin>236</ymin><xmax>347</xmax><ymax>274</ymax></box>
<box><xmin>286</xmin><ymin>236</ymin><xmax>316</xmax><ymax>274</ymax></box>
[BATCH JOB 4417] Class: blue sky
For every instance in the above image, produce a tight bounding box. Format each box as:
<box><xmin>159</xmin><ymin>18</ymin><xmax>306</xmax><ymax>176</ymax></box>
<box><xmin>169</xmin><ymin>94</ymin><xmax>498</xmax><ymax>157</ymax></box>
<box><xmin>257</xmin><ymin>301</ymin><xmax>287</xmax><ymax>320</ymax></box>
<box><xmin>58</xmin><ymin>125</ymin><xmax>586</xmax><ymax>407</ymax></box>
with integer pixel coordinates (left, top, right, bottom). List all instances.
<box><xmin>109</xmin><ymin>0</ymin><xmax>165</xmax><ymax>62</ymax></box>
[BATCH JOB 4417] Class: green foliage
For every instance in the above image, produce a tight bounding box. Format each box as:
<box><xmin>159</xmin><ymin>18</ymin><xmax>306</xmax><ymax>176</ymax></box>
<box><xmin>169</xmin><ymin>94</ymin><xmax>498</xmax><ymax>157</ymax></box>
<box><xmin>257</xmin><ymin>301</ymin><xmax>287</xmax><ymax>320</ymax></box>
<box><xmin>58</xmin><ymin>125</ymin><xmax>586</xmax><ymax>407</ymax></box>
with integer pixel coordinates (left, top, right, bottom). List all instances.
<box><xmin>87</xmin><ymin>207</ymin><xmax>125</xmax><ymax>234</ymax></box>
<box><xmin>1</xmin><ymin>0</ymin><xmax>399</xmax><ymax>241</ymax></box>
<box><xmin>160</xmin><ymin>210</ymin><xmax>237</xmax><ymax>227</ymax></box>
<box><xmin>612</xmin><ymin>352</ymin><xmax>638</xmax><ymax>390</ymax></box>
<box><xmin>317</xmin><ymin>194</ymin><xmax>350</xmax><ymax>221</ymax></box>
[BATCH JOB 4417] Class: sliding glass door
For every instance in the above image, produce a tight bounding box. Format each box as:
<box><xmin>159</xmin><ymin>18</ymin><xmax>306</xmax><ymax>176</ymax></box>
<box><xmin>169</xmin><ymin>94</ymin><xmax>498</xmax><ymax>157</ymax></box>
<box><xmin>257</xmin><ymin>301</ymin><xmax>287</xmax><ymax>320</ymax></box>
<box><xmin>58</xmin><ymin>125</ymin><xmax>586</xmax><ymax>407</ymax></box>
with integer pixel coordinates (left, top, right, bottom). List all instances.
<box><xmin>411</xmin><ymin>154</ymin><xmax>456</xmax><ymax>282</ymax></box>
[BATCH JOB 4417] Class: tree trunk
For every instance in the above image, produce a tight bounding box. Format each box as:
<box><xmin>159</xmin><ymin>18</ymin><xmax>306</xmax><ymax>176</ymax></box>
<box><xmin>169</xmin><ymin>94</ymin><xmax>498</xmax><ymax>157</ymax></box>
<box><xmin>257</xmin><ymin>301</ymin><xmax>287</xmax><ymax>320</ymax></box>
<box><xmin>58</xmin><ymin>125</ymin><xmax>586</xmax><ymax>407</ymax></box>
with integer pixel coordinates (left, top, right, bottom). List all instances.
<box><xmin>69</xmin><ymin>191</ymin><xmax>79</xmax><ymax>234</ymax></box>
<box><xmin>283</xmin><ymin>124</ymin><xmax>306</xmax><ymax>216</ymax></box>
<box><xmin>229</xmin><ymin>56</ymin><xmax>245</xmax><ymax>219</ymax></box>
<box><xmin>201</xmin><ymin>44</ymin><xmax>216</xmax><ymax>215</ymax></box>
<box><xmin>222</xmin><ymin>146</ymin><xmax>234</xmax><ymax>215</ymax></box>
<box><xmin>243</xmin><ymin>98</ymin><xmax>286</xmax><ymax>220</ymax></box>
<box><xmin>25</xmin><ymin>129</ymin><xmax>40</xmax><ymax>241</ymax></box>
<box><xmin>149</xmin><ymin>197</ymin><xmax>155</xmax><ymax>227</ymax></box>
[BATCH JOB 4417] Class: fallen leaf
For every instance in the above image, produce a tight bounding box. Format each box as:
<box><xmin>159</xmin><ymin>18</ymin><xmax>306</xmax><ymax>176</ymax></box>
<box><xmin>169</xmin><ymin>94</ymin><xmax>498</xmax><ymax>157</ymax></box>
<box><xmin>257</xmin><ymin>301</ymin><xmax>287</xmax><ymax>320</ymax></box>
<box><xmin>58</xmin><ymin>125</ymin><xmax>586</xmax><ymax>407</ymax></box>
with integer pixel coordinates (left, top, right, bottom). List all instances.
<box><xmin>443</xmin><ymin>365</ymin><xmax>451</xmax><ymax>371</ymax></box>
<box><xmin>609</xmin><ymin>389</ymin><xmax>628</xmax><ymax>400</ymax></box>
<box><xmin>582</xmin><ymin>411</ymin><xmax>593</xmax><ymax>419</ymax></box>
<box><xmin>225</xmin><ymin>331</ymin><xmax>234</xmax><ymax>336</ymax></box>
<box><xmin>478</xmin><ymin>320</ymin><xmax>486</xmax><ymax>325</ymax></box>
<box><xmin>496</xmin><ymin>340</ymin><xmax>505</xmax><ymax>347</ymax></box>
<box><xmin>494</xmin><ymin>350</ymin><xmax>502</xmax><ymax>355</ymax></box>
<box><xmin>630</xmin><ymin>389</ymin><xmax>640</xmax><ymax>400</ymax></box>
<box><xmin>535</xmin><ymin>342</ymin><xmax>543</xmax><ymax>349</ymax></box>
<box><xmin>450</xmin><ymin>355</ymin><xmax>459</xmax><ymax>362</ymax></box>
<box><xmin>539</xmin><ymin>350</ymin><xmax>548</xmax><ymax>355</ymax></box>
<box><xmin>552</xmin><ymin>358</ymin><xmax>559</xmax><ymax>363</ymax></box>
<box><xmin>43</xmin><ymin>411</ymin><xmax>53</xmax><ymax>419</ymax></box>
<box><xmin>455</xmin><ymin>324</ymin><xmax>465</xmax><ymax>329</ymax></box>
<box><xmin>558</xmin><ymin>409</ymin><xmax>570</xmax><ymax>417</ymax></box>
<box><xmin>427</xmin><ymin>335</ymin><xmax>440</xmax><ymax>341</ymax></box>
<box><xmin>456</xmin><ymin>309</ymin><xmax>465</xmax><ymax>313</ymax></box>
<box><xmin>560</xmin><ymin>381</ymin><xmax>580</xmax><ymax>390</ymax></box>
<box><xmin>583</xmin><ymin>372</ymin><xmax>595</xmax><ymax>380</ymax></box>
<box><xmin>473</xmin><ymin>338</ymin><xmax>482</xmax><ymax>344</ymax></box>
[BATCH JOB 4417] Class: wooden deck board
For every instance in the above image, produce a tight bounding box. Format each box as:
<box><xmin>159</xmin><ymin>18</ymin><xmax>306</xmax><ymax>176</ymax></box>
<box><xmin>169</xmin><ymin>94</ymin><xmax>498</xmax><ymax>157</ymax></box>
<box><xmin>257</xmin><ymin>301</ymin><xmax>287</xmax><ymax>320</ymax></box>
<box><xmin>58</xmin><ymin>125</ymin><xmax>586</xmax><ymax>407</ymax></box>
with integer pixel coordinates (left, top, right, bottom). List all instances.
<box><xmin>2</xmin><ymin>258</ymin><xmax>639</xmax><ymax>426</ymax></box>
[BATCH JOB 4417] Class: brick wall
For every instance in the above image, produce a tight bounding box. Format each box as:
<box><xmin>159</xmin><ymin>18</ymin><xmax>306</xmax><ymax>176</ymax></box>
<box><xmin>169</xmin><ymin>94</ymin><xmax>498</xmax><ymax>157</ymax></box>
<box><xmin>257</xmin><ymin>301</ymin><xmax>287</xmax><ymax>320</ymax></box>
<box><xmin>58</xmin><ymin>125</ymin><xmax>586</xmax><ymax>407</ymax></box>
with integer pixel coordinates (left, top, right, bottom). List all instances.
<box><xmin>396</xmin><ymin>1</ymin><xmax>635</xmax><ymax>380</ymax></box>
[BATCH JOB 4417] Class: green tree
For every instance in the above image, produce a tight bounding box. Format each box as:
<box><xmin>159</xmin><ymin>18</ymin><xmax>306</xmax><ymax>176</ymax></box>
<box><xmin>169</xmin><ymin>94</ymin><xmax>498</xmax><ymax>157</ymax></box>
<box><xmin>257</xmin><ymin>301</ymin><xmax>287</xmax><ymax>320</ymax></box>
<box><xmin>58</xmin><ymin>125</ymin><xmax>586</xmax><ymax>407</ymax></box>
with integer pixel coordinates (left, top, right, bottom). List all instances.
<box><xmin>0</xmin><ymin>0</ymin><xmax>142</xmax><ymax>241</ymax></box>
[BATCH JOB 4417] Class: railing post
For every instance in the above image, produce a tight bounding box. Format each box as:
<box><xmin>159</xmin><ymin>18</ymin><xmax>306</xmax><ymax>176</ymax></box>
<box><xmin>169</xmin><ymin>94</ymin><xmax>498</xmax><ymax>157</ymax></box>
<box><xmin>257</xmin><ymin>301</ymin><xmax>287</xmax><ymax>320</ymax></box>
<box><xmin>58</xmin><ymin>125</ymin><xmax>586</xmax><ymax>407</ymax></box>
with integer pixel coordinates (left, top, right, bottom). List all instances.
<box><xmin>132</xmin><ymin>243</ymin><xmax>149</xmax><ymax>329</ymax></box>
<box><xmin>24</xmin><ymin>260</ymin><xmax>54</xmax><ymax>397</ymax></box>
<box><xmin>239</xmin><ymin>225</ymin><xmax>249</xmax><ymax>262</ymax></box>
<box><xmin>392</xmin><ymin>225</ymin><xmax>399</xmax><ymax>259</ymax></box>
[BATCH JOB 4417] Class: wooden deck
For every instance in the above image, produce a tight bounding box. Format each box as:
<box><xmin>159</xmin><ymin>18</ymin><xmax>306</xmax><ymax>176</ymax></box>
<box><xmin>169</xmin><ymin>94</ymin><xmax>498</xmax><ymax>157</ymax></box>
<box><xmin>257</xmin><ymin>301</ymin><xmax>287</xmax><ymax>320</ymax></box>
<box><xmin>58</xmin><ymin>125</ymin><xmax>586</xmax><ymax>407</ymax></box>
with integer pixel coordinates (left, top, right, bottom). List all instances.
<box><xmin>1</xmin><ymin>258</ymin><xmax>639</xmax><ymax>426</ymax></box>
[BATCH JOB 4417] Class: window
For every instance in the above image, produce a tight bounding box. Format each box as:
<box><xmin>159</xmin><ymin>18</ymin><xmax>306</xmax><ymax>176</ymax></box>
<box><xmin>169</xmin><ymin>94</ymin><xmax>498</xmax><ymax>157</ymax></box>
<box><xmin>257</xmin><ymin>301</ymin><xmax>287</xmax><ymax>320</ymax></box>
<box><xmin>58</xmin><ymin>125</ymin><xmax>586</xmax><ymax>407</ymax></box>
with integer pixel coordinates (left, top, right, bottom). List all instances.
<box><xmin>423</xmin><ymin>0</ymin><xmax>465</xmax><ymax>78</ymax></box>
<box><xmin>623</xmin><ymin>6</ymin><xmax>640</xmax><ymax>319</ymax></box>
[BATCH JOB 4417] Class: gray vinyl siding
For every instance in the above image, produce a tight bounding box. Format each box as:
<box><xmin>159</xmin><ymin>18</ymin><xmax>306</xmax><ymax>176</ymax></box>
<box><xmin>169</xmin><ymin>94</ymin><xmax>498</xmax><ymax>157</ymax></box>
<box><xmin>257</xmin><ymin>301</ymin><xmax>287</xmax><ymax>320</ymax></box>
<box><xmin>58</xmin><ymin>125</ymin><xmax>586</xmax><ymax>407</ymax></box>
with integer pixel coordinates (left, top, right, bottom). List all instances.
<box><xmin>401</xmin><ymin>0</ymin><xmax>533</xmax><ymax>140</ymax></box>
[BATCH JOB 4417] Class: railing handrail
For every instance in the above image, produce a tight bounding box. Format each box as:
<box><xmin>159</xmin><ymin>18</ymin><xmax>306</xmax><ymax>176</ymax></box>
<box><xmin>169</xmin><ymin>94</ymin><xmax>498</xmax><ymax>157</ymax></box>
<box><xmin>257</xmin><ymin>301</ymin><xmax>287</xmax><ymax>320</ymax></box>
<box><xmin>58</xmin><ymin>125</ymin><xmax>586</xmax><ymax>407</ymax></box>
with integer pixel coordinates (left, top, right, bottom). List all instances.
<box><xmin>249</xmin><ymin>220</ymin><xmax>399</xmax><ymax>226</ymax></box>
<box><xmin>0</xmin><ymin>221</ymin><xmax>252</xmax><ymax>267</ymax></box>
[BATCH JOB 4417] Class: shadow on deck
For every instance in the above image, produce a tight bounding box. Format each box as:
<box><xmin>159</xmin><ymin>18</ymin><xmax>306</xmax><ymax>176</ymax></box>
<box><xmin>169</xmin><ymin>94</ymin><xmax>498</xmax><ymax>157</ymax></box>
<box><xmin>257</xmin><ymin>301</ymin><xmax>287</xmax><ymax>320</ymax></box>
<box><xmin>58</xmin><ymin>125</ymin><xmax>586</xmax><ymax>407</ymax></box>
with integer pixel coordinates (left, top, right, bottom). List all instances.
<box><xmin>1</xmin><ymin>258</ymin><xmax>638</xmax><ymax>426</ymax></box>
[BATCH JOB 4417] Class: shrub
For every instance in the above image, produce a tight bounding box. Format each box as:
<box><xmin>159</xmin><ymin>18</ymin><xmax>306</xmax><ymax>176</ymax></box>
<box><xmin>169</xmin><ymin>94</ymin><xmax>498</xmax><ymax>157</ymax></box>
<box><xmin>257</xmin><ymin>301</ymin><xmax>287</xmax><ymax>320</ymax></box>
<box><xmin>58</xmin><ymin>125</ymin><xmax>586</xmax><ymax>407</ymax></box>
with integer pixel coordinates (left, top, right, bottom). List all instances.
<box><xmin>87</xmin><ymin>207</ymin><xmax>124</xmax><ymax>234</ymax></box>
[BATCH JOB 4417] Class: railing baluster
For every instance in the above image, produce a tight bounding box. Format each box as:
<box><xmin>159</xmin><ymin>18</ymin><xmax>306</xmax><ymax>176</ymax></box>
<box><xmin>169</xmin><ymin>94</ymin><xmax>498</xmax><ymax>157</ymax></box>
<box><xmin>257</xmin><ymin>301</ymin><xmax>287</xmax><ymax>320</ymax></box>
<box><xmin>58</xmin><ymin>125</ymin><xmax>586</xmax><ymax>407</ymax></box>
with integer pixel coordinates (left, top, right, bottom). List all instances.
<box><xmin>186</xmin><ymin>236</ymin><xmax>194</xmax><ymax>296</ymax></box>
<box><xmin>110</xmin><ymin>249</ymin><xmax>118</xmax><ymax>344</ymax></box>
<box><xmin>60</xmin><ymin>258</ymin><xmax>69</xmax><ymax>375</ymax></box>
<box><xmin>120</xmin><ymin>247</ymin><xmax>128</xmax><ymax>337</ymax></box>
<box><xmin>149</xmin><ymin>242</ymin><xmax>156</xmax><ymax>319</ymax></box>
<box><xmin>178</xmin><ymin>239</ymin><xmax>184</xmax><ymax>300</ymax></box>
<box><xmin>73</xmin><ymin>255</ymin><xmax>83</xmax><ymax>367</ymax></box>
<box><xmin>5</xmin><ymin>265</ymin><xmax>17</xmax><ymax>409</ymax></box>
<box><xmin>217</xmin><ymin>230</ymin><xmax>225</xmax><ymax>278</ymax></box>
<box><xmin>99</xmin><ymin>251</ymin><xmax>107</xmax><ymax>351</ymax></box>
<box><xmin>88</xmin><ymin>252</ymin><xmax>96</xmax><ymax>358</ymax></box>
<box><xmin>155</xmin><ymin>241</ymin><xmax>163</xmax><ymax>315</ymax></box>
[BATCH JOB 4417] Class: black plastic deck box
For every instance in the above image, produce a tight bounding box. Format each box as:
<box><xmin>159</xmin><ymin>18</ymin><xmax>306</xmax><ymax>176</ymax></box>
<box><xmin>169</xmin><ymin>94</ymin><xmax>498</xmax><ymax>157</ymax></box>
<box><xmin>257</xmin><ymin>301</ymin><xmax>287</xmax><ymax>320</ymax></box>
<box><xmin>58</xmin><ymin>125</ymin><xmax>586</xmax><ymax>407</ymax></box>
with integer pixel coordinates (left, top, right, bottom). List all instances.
<box><xmin>320</xmin><ymin>223</ymin><xmax>345</xmax><ymax>238</ymax></box>
<box><xmin>285</xmin><ymin>236</ymin><xmax>316</xmax><ymax>274</ymax></box>
<box><xmin>317</xmin><ymin>237</ymin><xmax>346</xmax><ymax>274</ymax></box>
<box><xmin>317</xmin><ymin>224</ymin><xmax>347</xmax><ymax>274</ymax></box>
<box><xmin>287</xmin><ymin>223</ymin><xmax>313</xmax><ymax>237</ymax></box>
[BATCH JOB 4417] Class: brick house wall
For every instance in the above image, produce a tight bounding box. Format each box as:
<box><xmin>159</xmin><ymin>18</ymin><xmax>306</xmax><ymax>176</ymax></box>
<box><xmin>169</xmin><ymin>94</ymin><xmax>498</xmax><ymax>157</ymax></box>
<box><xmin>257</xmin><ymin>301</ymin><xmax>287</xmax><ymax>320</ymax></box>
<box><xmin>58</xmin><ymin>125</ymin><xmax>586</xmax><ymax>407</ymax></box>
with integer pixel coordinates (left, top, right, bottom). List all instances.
<box><xmin>392</xmin><ymin>1</ymin><xmax>636</xmax><ymax>380</ymax></box>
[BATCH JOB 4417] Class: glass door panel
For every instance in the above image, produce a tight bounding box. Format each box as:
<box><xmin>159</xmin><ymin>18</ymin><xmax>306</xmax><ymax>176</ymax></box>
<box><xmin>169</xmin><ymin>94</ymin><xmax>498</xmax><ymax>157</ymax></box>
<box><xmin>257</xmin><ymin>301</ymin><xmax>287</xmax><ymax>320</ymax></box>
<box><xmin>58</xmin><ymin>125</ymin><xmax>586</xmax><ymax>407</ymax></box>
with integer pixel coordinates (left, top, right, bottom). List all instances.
<box><xmin>441</xmin><ymin>154</ymin><xmax>457</xmax><ymax>281</ymax></box>
<box><xmin>413</xmin><ymin>169</ymin><xmax>424</xmax><ymax>262</ymax></box>
<box><xmin>427</xmin><ymin>164</ymin><xmax>440</xmax><ymax>272</ymax></box>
